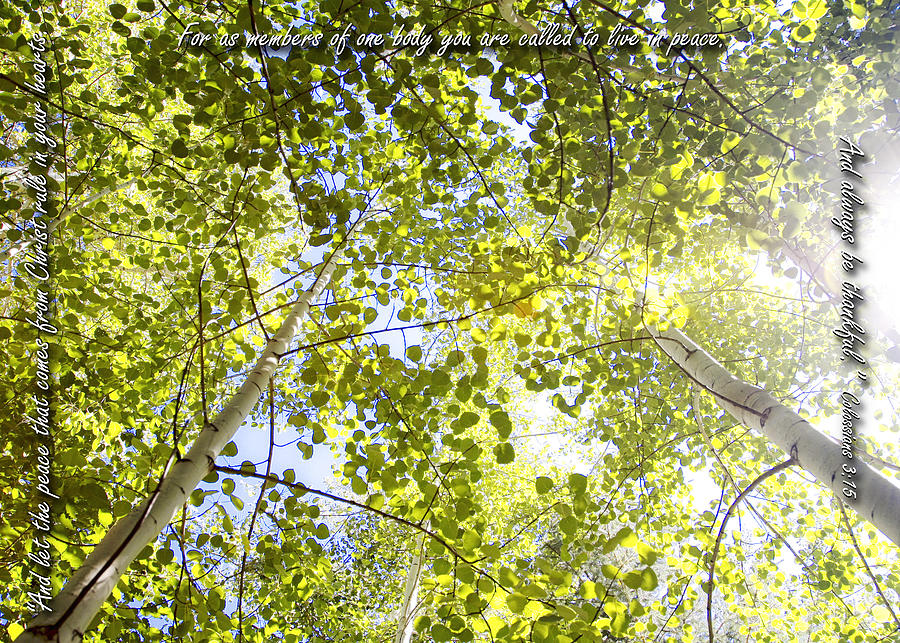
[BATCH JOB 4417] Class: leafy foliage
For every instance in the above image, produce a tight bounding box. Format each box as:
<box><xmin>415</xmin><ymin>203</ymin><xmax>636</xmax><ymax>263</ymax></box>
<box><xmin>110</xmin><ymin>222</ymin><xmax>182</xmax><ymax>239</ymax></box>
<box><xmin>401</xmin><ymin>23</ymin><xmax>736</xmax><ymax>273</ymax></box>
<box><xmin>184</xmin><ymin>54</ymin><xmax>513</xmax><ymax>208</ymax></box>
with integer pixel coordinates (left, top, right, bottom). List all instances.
<box><xmin>2</xmin><ymin>0</ymin><xmax>900</xmax><ymax>641</ymax></box>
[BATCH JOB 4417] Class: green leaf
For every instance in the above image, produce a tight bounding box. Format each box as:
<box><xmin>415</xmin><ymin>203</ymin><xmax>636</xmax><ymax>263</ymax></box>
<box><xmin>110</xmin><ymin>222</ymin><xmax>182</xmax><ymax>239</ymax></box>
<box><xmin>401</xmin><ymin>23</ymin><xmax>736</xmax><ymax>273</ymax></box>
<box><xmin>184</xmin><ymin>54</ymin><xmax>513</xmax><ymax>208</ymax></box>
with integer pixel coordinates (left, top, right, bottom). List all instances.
<box><xmin>636</xmin><ymin>541</ymin><xmax>657</xmax><ymax>565</ymax></box>
<box><xmin>623</xmin><ymin>570</ymin><xmax>642</xmax><ymax>589</ymax></box>
<box><xmin>535</xmin><ymin>476</ymin><xmax>553</xmax><ymax>494</ymax></box>
<box><xmin>171</xmin><ymin>138</ymin><xmax>189</xmax><ymax>158</ymax></box>
<box><xmin>568</xmin><ymin>473</ymin><xmax>587</xmax><ymax>495</ymax></box>
<box><xmin>639</xmin><ymin>567</ymin><xmax>658</xmax><ymax>591</ymax></box>
<box><xmin>559</xmin><ymin>515</ymin><xmax>578</xmax><ymax>535</ymax></box>
<box><xmin>345</xmin><ymin>110</ymin><xmax>364</xmax><ymax>130</ymax></box>
<box><xmin>462</xmin><ymin>530</ymin><xmax>481</xmax><ymax>551</ymax></box>
<box><xmin>720</xmin><ymin>133</ymin><xmax>740</xmax><ymax>154</ymax></box>
<box><xmin>579</xmin><ymin>580</ymin><xmax>598</xmax><ymax>599</ymax></box>
<box><xmin>745</xmin><ymin>229</ymin><xmax>768</xmax><ymax>250</ymax></box>
<box><xmin>606</xmin><ymin>599</ymin><xmax>629</xmax><ymax>635</ymax></box>
<box><xmin>493</xmin><ymin>442</ymin><xmax>514</xmax><ymax>464</ymax></box>
<box><xmin>506</xmin><ymin>592</ymin><xmax>528</xmax><ymax>614</ymax></box>
<box><xmin>489</xmin><ymin>410</ymin><xmax>512</xmax><ymax>438</ymax></box>
<box><xmin>458</xmin><ymin>411</ymin><xmax>479</xmax><ymax>428</ymax></box>
<box><xmin>603</xmin><ymin>526</ymin><xmax>637</xmax><ymax>553</ymax></box>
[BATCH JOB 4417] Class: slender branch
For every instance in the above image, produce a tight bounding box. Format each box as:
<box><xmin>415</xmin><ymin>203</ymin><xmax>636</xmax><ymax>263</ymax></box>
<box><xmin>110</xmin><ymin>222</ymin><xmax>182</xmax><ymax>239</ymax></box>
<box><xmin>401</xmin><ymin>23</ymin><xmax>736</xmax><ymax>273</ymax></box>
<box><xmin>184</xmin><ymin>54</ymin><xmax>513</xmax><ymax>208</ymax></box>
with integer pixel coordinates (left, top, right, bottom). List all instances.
<box><xmin>835</xmin><ymin>501</ymin><xmax>900</xmax><ymax>631</ymax></box>
<box><xmin>20</xmin><ymin>214</ymin><xmax>365</xmax><ymax>643</ymax></box>
<box><xmin>0</xmin><ymin>177</ymin><xmax>139</xmax><ymax>263</ymax></box>
<box><xmin>212</xmin><ymin>465</ymin><xmax>470</xmax><ymax>563</ymax></box>
<box><xmin>705</xmin><ymin>457</ymin><xmax>795</xmax><ymax>643</ymax></box>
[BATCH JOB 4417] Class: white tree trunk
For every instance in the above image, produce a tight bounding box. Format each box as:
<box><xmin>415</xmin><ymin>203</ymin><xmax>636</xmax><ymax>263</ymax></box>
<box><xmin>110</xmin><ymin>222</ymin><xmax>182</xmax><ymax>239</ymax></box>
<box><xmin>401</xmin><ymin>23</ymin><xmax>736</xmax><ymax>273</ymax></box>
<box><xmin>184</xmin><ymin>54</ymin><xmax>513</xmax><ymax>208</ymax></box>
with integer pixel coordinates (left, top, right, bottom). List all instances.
<box><xmin>649</xmin><ymin>323</ymin><xmax>900</xmax><ymax>546</ymax></box>
<box><xmin>394</xmin><ymin>532</ymin><xmax>426</xmax><ymax>643</ymax></box>
<box><xmin>20</xmin><ymin>252</ymin><xmax>341</xmax><ymax>643</ymax></box>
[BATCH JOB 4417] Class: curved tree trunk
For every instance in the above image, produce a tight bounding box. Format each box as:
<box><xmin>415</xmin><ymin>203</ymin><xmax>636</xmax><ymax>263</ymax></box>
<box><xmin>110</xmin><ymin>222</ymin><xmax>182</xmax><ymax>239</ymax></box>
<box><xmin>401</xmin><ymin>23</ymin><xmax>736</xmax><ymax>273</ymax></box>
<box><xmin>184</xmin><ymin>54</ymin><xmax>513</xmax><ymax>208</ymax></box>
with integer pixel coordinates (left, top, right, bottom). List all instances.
<box><xmin>649</xmin><ymin>323</ymin><xmax>900</xmax><ymax>546</ymax></box>
<box><xmin>20</xmin><ymin>252</ymin><xmax>342</xmax><ymax>643</ymax></box>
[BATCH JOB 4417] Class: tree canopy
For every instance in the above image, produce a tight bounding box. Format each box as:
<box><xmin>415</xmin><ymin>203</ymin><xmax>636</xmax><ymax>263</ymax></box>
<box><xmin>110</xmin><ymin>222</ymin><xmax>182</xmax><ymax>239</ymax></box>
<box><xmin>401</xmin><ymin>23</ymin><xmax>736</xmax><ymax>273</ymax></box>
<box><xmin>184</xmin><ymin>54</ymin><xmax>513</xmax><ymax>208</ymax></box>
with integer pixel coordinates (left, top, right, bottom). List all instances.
<box><xmin>2</xmin><ymin>0</ymin><xmax>900</xmax><ymax>641</ymax></box>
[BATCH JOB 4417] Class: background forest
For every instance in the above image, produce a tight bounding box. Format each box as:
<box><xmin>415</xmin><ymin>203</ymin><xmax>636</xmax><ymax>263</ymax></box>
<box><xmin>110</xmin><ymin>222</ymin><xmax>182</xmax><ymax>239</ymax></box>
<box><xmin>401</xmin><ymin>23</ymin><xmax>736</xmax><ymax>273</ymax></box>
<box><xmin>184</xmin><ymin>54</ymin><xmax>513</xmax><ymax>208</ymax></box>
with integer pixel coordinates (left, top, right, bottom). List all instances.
<box><xmin>1</xmin><ymin>0</ymin><xmax>899</xmax><ymax>641</ymax></box>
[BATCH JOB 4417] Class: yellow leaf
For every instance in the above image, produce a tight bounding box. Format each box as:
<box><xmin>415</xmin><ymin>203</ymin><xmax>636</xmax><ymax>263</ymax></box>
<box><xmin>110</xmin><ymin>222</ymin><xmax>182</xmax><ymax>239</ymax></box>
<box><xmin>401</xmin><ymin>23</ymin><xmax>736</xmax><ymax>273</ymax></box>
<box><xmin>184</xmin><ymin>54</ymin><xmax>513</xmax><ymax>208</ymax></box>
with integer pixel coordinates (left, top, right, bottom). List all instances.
<box><xmin>580</xmin><ymin>580</ymin><xmax>598</xmax><ymax>599</ymax></box>
<box><xmin>699</xmin><ymin>188</ymin><xmax>720</xmax><ymax>206</ymax></box>
<box><xmin>746</xmin><ymin>229</ymin><xmax>768</xmax><ymax>250</ymax></box>
<box><xmin>872</xmin><ymin>605</ymin><xmax>892</xmax><ymax>623</ymax></box>
<box><xmin>672</xmin><ymin>304</ymin><xmax>692</xmax><ymax>328</ymax></box>
<box><xmin>101</xmin><ymin>238</ymin><xmax>115</xmax><ymax>250</ymax></box>
<box><xmin>7</xmin><ymin>624</ymin><xmax>24</xmax><ymax>640</ymax></box>
<box><xmin>805</xmin><ymin>0</ymin><xmax>827</xmax><ymax>19</ymax></box>
<box><xmin>513</xmin><ymin>301</ymin><xmax>533</xmax><ymax>318</ymax></box>
<box><xmin>791</xmin><ymin>22</ymin><xmax>816</xmax><ymax>42</ymax></box>
<box><xmin>720</xmin><ymin>133</ymin><xmax>740</xmax><ymax>154</ymax></box>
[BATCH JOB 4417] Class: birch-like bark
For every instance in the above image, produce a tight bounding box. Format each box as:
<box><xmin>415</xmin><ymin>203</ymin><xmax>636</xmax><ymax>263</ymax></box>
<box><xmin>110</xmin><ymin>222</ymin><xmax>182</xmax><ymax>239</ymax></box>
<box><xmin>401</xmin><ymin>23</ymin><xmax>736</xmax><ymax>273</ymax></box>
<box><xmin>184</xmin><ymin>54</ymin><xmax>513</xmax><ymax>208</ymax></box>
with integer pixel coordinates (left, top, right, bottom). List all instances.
<box><xmin>496</xmin><ymin>1</ymin><xmax>900</xmax><ymax>356</ymax></box>
<box><xmin>394</xmin><ymin>532</ymin><xmax>426</xmax><ymax>643</ymax></box>
<box><xmin>20</xmin><ymin>251</ymin><xmax>341</xmax><ymax>643</ymax></box>
<box><xmin>648</xmin><ymin>323</ymin><xmax>900</xmax><ymax>546</ymax></box>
